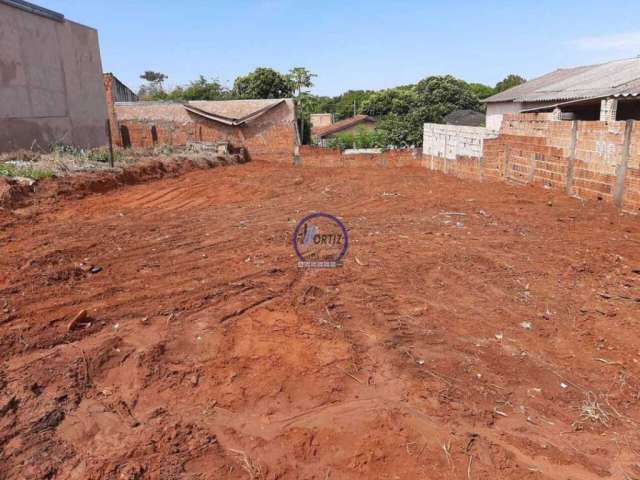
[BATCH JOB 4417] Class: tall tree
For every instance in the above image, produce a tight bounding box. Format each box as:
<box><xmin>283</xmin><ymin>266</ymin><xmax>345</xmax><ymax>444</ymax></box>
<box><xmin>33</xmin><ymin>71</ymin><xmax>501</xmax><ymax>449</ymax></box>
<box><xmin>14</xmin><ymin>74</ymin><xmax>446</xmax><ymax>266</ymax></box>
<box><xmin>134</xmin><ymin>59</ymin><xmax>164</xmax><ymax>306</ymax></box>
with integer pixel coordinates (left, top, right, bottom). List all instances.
<box><xmin>138</xmin><ymin>71</ymin><xmax>168</xmax><ymax>99</ymax></box>
<box><xmin>139</xmin><ymin>71</ymin><xmax>167</xmax><ymax>88</ymax></box>
<box><xmin>494</xmin><ymin>74</ymin><xmax>526</xmax><ymax>94</ymax></box>
<box><xmin>288</xmin><ymin>67</ymin><xmax>317</xmax><ymax>96</ymax></box>
<box><xmin>288</xmin><ymin>68</ymin><xmax>317</xmax><ymax>143</ymax></box>
<box><xmin>233</xmin><ymin>67</ymin><xmax>294</xmax><ymax>99</ymax></box>
<box><xmin>468</xmin><ymin>82</ymin><xmax>495</xmax><ymax>100</ymax></box>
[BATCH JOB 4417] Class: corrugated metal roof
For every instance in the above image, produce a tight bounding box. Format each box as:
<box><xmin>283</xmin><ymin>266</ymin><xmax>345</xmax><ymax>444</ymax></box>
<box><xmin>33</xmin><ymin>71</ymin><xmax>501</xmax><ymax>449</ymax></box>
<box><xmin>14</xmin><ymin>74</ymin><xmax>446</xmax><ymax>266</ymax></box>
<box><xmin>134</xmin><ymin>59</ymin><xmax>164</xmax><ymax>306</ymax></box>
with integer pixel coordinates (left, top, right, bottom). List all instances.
<box><xmin>484</xmin><ymin>57</ymin><xmax>640</xmax><ymax>104</ymax></box>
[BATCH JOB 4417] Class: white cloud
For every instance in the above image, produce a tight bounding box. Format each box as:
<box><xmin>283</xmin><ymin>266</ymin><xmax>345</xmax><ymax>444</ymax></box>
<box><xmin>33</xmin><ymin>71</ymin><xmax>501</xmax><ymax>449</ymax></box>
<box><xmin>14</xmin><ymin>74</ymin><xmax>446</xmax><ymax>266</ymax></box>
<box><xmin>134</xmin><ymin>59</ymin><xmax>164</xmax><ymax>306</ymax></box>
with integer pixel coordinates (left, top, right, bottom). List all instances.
<box><xmin>572</xmin><ymin>32</ymin><xmax>640</xmax><ymax>51</ymax></box>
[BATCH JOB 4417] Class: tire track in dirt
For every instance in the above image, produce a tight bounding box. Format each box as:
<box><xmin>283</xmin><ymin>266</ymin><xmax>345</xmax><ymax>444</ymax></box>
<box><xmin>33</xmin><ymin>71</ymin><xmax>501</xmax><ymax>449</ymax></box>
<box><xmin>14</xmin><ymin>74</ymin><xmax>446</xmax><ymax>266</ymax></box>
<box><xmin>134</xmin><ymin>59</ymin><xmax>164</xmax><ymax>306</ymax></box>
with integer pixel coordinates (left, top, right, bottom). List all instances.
<box><xmin>1</xmin><ymin>163</ymin><xmax>640</xmax><ymax>478</ymax></box>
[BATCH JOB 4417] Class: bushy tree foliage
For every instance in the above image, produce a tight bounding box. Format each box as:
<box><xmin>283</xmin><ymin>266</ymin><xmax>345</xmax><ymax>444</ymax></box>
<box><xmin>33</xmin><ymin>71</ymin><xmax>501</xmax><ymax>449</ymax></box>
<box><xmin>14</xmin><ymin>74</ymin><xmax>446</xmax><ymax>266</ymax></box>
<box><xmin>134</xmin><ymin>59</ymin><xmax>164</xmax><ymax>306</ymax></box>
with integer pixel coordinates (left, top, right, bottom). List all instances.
<box><xmin>326</xmin><ymin>127</ymin><xmax>387</xmax><ymax>150</ymax></box>
<box><xmin>468</xmin><ymin>82</ymin><xmax>495</xmax><ymax>100</ymax></box>
<box><xmin>494</xmin><ymin>74</ymin><xmax>526</xmax><ymax>94</ymax></box>
<box><xmin>289</xmin><ymin>67</ymin><xmax>317</xmax><ymax>95</ymax></box>
<box><xmin>175</xmin><ymin>76</ymin><xmax>229</xmax><ymax>100</ymax></box>
<box><xmin>233</xmin><ymin>67</ymin><xmax>294</xmax><ymax>99</ymax></box>
<box><xmin>358</xmin><ymin>76</ymin><xmax>482</xmax><ymax>147</ymax></box>
<box><xmin>138</xmin><ymin>71</ymin><xmax>168</xmax><ymax>99</ymax></box>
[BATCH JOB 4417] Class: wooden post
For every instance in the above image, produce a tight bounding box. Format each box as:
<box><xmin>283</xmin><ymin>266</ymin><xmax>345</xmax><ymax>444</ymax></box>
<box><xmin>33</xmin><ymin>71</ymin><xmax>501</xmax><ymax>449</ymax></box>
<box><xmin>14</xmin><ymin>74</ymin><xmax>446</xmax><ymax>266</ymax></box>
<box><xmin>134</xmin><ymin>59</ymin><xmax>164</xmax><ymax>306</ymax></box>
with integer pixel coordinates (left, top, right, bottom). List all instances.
<box><xmin>613</xmin><ymin>120</ymin><xmax>633</xmax><ymax>208</ymax></box>
<box><xmin>565</xmin><ymin>121</ymin><xmax>577</xmax><ymax>195</ymax></box>
<box><xmin>105</xmin><ymin>119</ymin><xmax>114</xmax><ymax>168</ymax></box>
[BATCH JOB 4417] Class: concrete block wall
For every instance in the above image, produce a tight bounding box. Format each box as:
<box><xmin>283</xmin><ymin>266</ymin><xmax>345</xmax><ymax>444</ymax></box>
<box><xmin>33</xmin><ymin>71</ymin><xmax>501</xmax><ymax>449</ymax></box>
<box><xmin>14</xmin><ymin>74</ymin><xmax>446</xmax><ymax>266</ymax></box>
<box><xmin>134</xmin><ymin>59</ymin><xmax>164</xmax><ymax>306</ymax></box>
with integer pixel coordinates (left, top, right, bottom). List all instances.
<box><xmin>0</xmin><ymin>2</ymin><xmax>108</xmax><ymax>152</ymax></box>
<box><xmin>299</xmin><ymin>146</ymin><xmax>422</xmax><ymax>168</ymax></box>
<box><xmin>423</xmin><ymin>124</ymin><xmax>496</xmax><ymax>160</ymax></box>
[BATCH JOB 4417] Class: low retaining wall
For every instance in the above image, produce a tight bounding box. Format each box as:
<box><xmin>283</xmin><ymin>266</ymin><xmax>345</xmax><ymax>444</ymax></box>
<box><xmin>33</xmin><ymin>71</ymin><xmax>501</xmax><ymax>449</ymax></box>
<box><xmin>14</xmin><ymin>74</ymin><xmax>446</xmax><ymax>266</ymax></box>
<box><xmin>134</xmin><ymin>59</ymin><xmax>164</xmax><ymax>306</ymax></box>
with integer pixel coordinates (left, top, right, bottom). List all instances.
<box><xmin>299</xmin><ymin>146</ymin><xmax>422</xmax><ymax>168</ymax></box>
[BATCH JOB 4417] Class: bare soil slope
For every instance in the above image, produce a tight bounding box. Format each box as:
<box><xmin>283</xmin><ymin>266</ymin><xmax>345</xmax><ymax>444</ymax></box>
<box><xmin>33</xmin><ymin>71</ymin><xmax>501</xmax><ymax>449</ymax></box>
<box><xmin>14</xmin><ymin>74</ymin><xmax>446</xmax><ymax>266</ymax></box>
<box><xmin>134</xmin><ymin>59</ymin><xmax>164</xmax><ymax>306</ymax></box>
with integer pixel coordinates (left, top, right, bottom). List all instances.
<box><xmin>1</xmin><ymin>163</ymin><xmax>640</xmax><ymax>479</ymax></box>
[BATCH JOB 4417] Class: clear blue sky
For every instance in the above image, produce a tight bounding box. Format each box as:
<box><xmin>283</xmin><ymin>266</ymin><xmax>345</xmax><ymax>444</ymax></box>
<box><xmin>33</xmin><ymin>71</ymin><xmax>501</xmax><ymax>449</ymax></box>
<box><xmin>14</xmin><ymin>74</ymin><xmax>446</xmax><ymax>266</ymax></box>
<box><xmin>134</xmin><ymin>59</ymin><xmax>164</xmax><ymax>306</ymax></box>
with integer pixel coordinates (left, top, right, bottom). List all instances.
<box><xmin>39</xmin><ymin>0</ymin><xmax>640</xmax><ymax>96</ymax></box>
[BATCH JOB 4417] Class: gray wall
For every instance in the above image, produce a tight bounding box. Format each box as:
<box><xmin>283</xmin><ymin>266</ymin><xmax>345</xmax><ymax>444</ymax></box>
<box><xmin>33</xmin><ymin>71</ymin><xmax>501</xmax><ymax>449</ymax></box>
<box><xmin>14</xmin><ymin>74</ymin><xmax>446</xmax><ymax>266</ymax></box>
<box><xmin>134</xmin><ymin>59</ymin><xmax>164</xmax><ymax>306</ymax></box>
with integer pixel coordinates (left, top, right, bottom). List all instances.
<box><xmin>0</xmin><ymin>2</ymin><xmax>107</xmax><ymax>152</ymax></box>
<box><xmin>423</xmin><ymin>123</ymin><xmax>497</xmax><ymax>159</ymax></box>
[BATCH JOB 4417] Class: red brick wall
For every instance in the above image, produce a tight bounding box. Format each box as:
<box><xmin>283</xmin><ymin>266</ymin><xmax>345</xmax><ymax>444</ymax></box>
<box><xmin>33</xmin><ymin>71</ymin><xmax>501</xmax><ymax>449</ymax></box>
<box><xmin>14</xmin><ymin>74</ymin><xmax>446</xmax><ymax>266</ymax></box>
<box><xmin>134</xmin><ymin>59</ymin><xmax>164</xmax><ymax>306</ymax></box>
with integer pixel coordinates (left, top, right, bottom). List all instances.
<box><xmin>103</xmin><ymin>74</ymin><xmax>120</xmax><ymax>146</ymax></box>
<box><xmin>299</xmin><ymin>146</ymin><xmax>423</xmax><ymax>168</ymax></box>
<box><xmin>241</xmin><ymin>102</ymin><xmax>298</xmax><ymax>163</ymax></box>
<box><xmin>420</xmin><ymin>113</ymin><xmax>640</xmax><ymax>213</ymax></box>
<box><xmin>113</xmin><ymin>101</ymin><xmax>298</xmax><ymax>163</ymax></box>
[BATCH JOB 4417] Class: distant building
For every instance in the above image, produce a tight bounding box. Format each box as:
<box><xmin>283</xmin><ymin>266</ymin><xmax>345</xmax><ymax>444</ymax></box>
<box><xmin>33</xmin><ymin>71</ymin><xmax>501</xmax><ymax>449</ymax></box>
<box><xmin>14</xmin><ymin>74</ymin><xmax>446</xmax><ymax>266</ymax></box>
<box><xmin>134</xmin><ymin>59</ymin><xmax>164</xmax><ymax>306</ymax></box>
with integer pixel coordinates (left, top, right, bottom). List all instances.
<box><xmin>443</xmin><ymin>109</ymin><xmax>485</xmax><ymax>127</ymax></box>
<box><xmin>483</xmin><ymin>57</ymin><xmax>640</xmax><ymax>131</ymax></box>
<box><xmin>104</xmin><ymin>73</ymin><xmax>137</xmax><ymax>145</ymax></box>
<box><xmin>110</xmin><ymin>99</ymin><xmax>300</xmax><ymax>163</ymax></box>
<box><xmin>311</xmin><ymin>114</ymin><xmax>376</xmax><ymax>146</ymax></box>
<box><xmin>0</xmin><ymin>0</ymin><xmax>108</xmax><ymax>152</ymax></box>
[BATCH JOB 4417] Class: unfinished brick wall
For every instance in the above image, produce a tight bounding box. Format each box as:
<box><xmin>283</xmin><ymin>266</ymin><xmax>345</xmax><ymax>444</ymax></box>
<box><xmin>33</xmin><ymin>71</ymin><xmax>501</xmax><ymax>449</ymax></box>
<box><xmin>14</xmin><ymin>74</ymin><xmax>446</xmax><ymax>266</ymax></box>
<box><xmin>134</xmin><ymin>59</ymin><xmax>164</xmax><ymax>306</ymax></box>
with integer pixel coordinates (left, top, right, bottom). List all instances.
<box><xmin>241</xmin><ymin>102</ymin><xmax>299</xmax><ymax>163</ymax></box>
<box><xmin>299</xmin><ymin>146</ymin><xmax>422</xmax><ymax>168</ymax></box>
<box><xmin>113</xmin><ymin>101</ymin><xmax>298</xmax><ymax>163</ymax></box>
<box><xmin>425</xmin><ymin>113</ymin><xmax>640</xmax><ymax>213</ymax></box>
<box><xmin>103</xmin><ymin>74</ymin><xmax>121</xmax><ymax>146</ymax></box>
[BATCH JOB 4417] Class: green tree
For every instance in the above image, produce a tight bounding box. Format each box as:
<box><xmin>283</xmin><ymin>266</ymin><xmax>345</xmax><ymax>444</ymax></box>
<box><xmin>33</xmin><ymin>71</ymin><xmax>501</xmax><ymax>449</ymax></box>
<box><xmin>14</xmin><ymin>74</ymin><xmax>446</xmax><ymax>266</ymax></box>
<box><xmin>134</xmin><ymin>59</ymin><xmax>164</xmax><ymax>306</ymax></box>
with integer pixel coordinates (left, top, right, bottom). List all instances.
<box><xmin>360</xmin><ymin>76</ymin><xmax>482</xmax><ymax>147</ymax></box>
<box><xmin>233</xmin><ymin>67</ymin><xmax>294</xmax><ymax>99</ymax></box>
<box><xmin>177</xmin><ymin>76</ymin><xmax>229</xmax><ymax>100</ymax></box>
<box><xmin>413</xmin><ymin>75</ymin><xmax>481</xmax><ymax>124</ymax></box>
<box><xmin>360</xmin><ymin>86</ymin><xmax>416</xmax><ymax>118</ymax></box>
<box><xmin>333</xmin><ymin>90</ymin><xmax>375</xmax><ymax>120</ymax></box>
<box><xmin>375</xmin><ymin>113</ymin><xmax>418</xmax><ymax>148</ymax></box>
<box><xmin>494</xmin><ymin>74</ymin><xmax>526</xmax><ymax>94</ymax></box>
<box><xmin>288</xmin><ymin>68</ymin><xmax>317</xmax><ymax>144</ymax></box>
<box><xmin>288</xmin><ymin>67</ymin><xmax>317</xmax><ymax>96</ymax></box>
<box><xmin>138</xmin><ymin>71</ymin><xmax>168</xmax><ymax>99</ymax></box>
<box><xmin>326</xmin><ymin>128</ymin><xmax>386</xmax><ymax>150</ymax></box>
<box><xmin>468</xmin><ymin>82</ymin><xmax>495</xmax><ymax>100</ymax></box>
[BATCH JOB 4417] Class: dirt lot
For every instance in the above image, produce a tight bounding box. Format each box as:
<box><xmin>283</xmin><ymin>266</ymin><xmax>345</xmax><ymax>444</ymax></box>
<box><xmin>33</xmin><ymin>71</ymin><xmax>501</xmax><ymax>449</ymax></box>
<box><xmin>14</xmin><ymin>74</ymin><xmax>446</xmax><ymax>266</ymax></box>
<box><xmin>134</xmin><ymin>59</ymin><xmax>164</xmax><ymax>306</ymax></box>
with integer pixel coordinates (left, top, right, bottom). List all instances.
<box><xmin>1</xmin><ymin>162</ymin><xmax>640</xmax><ymax>479</ymax></box>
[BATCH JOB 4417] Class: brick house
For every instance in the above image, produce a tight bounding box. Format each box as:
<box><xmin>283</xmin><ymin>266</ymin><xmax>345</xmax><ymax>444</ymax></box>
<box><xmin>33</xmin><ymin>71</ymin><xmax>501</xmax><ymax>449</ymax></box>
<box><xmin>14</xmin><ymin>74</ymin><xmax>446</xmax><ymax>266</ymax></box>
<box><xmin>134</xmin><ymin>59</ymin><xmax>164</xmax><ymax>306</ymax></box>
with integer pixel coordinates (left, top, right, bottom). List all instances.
<box><xmin>108</xmin><ymin>98</ymin><xmax>300</xmax><ymax>163</ymax></box>
<box><xmin>311</xmin><ymin>114</ymin><xmax>376</xmax><ymax>146</ymax></box>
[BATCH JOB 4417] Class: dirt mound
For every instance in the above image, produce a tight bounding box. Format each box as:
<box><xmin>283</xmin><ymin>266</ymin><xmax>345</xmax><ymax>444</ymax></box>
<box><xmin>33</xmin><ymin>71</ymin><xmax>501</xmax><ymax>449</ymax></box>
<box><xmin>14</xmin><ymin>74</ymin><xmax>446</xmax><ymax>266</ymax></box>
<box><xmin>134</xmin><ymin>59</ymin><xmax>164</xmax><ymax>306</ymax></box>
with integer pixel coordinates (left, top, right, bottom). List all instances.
<box><xmin>0</xmin><ymin>154</ymin><xmax>246</xmax><ymax>210</ymax></box>
<box><xmin>0</xmin><ymin>176</ymin><xmax>35</xmax><ymax>208</ymax></box>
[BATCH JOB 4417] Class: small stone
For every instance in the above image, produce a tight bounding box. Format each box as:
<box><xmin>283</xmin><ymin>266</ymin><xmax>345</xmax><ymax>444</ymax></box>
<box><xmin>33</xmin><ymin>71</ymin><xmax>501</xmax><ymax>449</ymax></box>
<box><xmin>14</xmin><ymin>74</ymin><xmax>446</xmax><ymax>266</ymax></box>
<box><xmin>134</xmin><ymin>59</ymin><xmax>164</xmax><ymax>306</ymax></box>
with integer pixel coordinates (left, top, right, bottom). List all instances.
<box><xmin>89</xmin><ymin>266</ymin><xmax>102</xmax><ymax>274</ymax></box>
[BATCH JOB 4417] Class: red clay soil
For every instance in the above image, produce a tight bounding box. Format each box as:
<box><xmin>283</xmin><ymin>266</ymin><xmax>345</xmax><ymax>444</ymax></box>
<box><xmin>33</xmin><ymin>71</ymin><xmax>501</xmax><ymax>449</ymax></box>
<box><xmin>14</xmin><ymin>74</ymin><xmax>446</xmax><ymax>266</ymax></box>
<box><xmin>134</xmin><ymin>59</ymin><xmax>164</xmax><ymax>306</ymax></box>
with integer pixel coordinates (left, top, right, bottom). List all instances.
<box><xmin>1</xmin><ymin>162</ymin><xmax>640</xmax><ymax>479</ymax></box>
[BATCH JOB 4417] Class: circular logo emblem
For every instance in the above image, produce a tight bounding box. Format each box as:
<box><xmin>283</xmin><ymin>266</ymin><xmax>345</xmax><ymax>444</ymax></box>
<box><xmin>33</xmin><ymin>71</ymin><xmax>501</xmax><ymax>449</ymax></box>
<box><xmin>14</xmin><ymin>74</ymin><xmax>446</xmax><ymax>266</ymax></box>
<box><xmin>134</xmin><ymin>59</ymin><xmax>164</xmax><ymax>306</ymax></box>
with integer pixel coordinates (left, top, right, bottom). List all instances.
<box><xmin>293</xmin><ymin>212</ymin><xmax>348</xmax><ymax>268</ymax></box>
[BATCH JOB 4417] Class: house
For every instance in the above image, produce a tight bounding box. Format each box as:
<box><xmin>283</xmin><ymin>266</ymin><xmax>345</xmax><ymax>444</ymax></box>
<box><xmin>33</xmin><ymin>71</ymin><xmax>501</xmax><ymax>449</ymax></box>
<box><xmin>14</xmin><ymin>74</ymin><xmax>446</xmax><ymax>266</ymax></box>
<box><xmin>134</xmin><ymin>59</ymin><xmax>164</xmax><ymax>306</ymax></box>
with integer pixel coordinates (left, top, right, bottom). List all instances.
<box><xmin>0</xmin><ymin>0</ymin><xmax>108</xmax><ymax>152</ymax></box>
<box><xmin>110</xmin><ymin>99</ymin><xmax>300</xmax><ymax>163</ymax></box>
<box><xmin>483</xmin><ymin>57</ymin><xmax>640</xmax><ymax>131</ymax></box>
<box><xmin>443</xmin><ymin>109</ymin><xmax>485</xmax><ymax>127</ymax></box>
<box><xmin>311</xmin><ymin>114</ymin><xmax>376</xmax><ymax>146</ymax></box>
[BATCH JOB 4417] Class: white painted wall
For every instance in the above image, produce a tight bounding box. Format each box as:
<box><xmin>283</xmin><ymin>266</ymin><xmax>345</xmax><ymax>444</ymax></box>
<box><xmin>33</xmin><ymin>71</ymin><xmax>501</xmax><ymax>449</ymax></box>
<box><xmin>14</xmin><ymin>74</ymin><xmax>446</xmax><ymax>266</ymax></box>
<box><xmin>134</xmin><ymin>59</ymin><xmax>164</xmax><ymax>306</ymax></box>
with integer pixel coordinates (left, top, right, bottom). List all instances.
<box><xmin>485</xmin><ymin>101</ymin><xmax>522</xmax><ymax>131</ymax></box>
<box><xmin>423</xmin><ymin>124</ymin><xmax>497</xmax><ymax>159</ymax></box>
